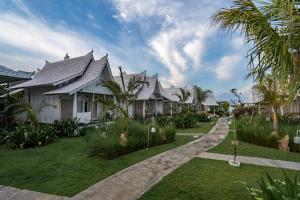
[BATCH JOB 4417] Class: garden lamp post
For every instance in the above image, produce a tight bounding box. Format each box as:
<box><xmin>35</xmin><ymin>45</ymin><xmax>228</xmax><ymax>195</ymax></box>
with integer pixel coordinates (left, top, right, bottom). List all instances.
<box><xmin>228</xmin><ymin>114</ymin><xmax>240</xmax><ymax>167</ymax></box>
<box><xmin>147</xmin><ymin>117</ymin><xmax>156</xmax><ymax>151</ymax></box>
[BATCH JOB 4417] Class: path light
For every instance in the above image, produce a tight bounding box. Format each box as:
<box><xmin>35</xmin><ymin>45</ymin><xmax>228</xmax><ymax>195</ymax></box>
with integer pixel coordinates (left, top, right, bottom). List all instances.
<box><xmin>294</xmin><ymin>130</ymin><xmax>300</xmax><ymax>144</ymax></box>
<box><xmin>147</xmin><ymin>117</ymin><xmax>156</xmax><ymax>151</ymax></box>
<box><xmin>228</xmin><ymin>116</ymin><xmax>240</xmax><ymax>167</ymax></box>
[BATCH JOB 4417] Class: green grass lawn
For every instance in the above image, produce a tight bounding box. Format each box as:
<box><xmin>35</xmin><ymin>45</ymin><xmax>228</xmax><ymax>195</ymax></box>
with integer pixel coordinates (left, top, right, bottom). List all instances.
<box><xmin>209</xmin><ymin>128</ymin><xmax>300</xmax><ymax>163</ymax></box>
<box><xmin>139</xmin><ymin>158</ymin><xmax>300</xmax><ymax>200</ymax></box>
<box><xmin>0</xmin><ymin>135</ymin><xmax>194</xmax><ymax>196</ymax></box>
<box><xmin>176</xmin><ymin>121</ymin><xmax>216</xmax><ymax>133</ymax></box>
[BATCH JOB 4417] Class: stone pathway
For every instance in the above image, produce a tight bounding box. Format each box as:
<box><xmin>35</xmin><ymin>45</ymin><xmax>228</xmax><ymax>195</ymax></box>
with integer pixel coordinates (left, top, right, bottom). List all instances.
<box><xmin>198</xmin><ymin>152</ymin><xmax>300</xmax><ymax>171</ymax></box>
<box><xmin>0</xmin><ymin>185</ymin><xmax>68</xmax><ymax>200</ymax></box>
<box><xmin>71</xmin><ymin>117</ymin><xmax>229</xmax><ymax>200</ymax></box>
<box><xmin>0</xmin><ymin>118</ymin><xmax>229</xmax><ymax>200</ymax></box>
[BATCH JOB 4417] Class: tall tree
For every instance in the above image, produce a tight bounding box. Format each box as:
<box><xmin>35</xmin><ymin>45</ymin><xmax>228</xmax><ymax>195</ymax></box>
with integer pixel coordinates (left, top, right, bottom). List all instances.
<box><xmin>193</xmin><ymin>85</ymin><xmax>212</xmax><ymax>112</ymax></box>
<box><xmin>212</xmin><ymin>0</ymin><xmax>300</xmax><ymax>96</ymax></box>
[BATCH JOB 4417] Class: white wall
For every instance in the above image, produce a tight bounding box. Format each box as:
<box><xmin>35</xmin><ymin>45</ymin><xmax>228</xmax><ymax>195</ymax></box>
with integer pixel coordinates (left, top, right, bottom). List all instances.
<box><xmin>27</xmin><ymin>87</ymin><xmax>61</xmax><ymax>123</ymax></box>
<box><xmin>157</xmin><ymin>100</ymin><xmax>163</xmax><ymax>114</ymax></box>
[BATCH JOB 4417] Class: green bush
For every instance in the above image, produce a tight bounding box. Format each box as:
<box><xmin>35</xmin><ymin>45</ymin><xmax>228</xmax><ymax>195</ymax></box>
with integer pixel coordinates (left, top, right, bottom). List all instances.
<box><xmin>2</xmin><ymin>124</ymin><xmax>55</xmax><ymax>148</ymax></box>
<box><xmin>89</xmin><ymin>120</ymin><xmax>175</xmax><ymax>159</ymax></box>
<box><xmin>236</xmin><ymin>117</ymin><xmax>278</xmax><ymax>148</ymax></box>
<box><xmin>155</xmin><ymin>114</ymin><xmax>171</xmax><ymax>127</ymax></box>
<box><xmin>53</xmin><ymin>118</ymin><xmax>80</xmax><ymax>137</ymax></box>
<box><xmin>242</xmin><ymin>172</ymin><xmax>300</xmax><ymax>200</ymax></box>
<box><xmin>172</xmin><ymin>112</ymin><xmax>198</xmax><ymax>129</ymax></box>
<box><xmin>161</xmin><ymin>126</ymin><xmax>176</xmax><ymax>143</ymax></box>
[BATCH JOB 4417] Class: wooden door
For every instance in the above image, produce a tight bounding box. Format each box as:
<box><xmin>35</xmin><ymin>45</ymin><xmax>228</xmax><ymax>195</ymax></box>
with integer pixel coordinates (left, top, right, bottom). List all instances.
<box><xmin>61</xmin><ymin>99</ymin><xmax>73</xmax><ymax>120</ymax></box>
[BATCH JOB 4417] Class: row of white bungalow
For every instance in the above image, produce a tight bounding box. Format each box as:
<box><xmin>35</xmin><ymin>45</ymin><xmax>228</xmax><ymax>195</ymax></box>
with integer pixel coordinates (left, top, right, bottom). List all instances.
<box><xmin>10</xmin><ymin>52</ymin><xmax>218</xmax><ymax>124</ymax></box>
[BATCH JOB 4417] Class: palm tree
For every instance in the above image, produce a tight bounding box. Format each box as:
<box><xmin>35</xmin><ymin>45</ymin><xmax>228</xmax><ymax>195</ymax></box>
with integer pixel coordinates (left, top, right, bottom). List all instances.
<box><xmin>98</xmin><ymin>67</ymin><xmax>147</xmax><ymax>118</ymax></box>
<box><xmin>212</xmin><ymin>0</ymin><xmax>300</xmax><ymax>95</ymax></box>
<box><xmin>193</xmin><ymin>85</ymin><xmax>212</xmax><ymax>112</ymax></box>
<box><xmin>2</xmin><ymin>95</ymin><xmax>39</xmax><ymax>129</ymax></box>
<box><xmin>254</xmin><ymin>75</ymin><xmax>287</xmax><ymax>131</ymax></box>
<box><xmin>173</xmin><ymin>88</ymin><xmax>191</xmax><ymax>103</ymax></box>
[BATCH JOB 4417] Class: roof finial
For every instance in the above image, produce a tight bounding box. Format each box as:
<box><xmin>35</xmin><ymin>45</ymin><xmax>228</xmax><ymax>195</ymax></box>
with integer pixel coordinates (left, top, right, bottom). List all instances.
<box><xmin>64</xmin><ymin>53</ymin><xmax>70</xmax><ymax>60</ymax></box>
<box><xmin>45</xmin><ymin>60</ymin><xmax>50</xmax><ymax>64</ymax></box>
<box><xmin>87</xmin><ymin>50</ymin><xmax>93</xmax><ymax>55</ymax></box>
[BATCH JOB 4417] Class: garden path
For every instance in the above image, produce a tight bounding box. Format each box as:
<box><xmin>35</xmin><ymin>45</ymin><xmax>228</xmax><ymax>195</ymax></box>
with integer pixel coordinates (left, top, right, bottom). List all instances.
<box><xmin>197</xmin><ymin>152</ymin><xmax>300</xmax><ymax>171</ymax></box>
<box><xmin>0</xmin><ymin>185</ymin><xmax>68</xmax><ymax>200</ymax></box>
<box><xmin>70</xmin><ymin>117</ymin><xmax>229</xmax><ymax>200</ymax></box>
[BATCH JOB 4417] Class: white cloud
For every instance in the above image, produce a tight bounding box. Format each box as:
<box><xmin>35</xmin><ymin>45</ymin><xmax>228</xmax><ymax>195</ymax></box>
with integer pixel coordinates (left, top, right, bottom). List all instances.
<box><xmin>87</xmin><ymin>12</ymin><xmax>95</xmax><ymax>20</ymax></box>
<box><xmin>111</xmin><ymin>0</ymin><xmax>217</xmax><ymax>86</ymax></box>
<box><xmin>214</xmin><ymin>55</ymin><xmax>241</xmax><ymax>81</ymax></box>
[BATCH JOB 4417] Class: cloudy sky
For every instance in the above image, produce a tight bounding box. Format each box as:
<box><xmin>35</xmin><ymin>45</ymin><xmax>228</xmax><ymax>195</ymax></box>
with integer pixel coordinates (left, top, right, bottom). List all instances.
<box><xmin>0</xmin><ymin>0</ymin><xmax>254</xmax><ymax>101</ymax></box>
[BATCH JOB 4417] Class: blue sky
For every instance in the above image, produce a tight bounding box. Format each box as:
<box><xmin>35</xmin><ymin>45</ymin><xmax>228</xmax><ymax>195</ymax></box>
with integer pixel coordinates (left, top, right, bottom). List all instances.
<box><xmin>0</xmin><ymin>0</ymin><xmax>254</xmax><ymax>101</ymax></box>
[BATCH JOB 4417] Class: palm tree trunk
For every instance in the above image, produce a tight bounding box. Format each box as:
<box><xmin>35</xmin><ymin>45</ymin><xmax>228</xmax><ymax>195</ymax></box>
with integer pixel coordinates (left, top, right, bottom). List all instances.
<box><xmin>273</xmin><ymin>108</ymin><xmax>278</xmax><ymax>131</ymax></box>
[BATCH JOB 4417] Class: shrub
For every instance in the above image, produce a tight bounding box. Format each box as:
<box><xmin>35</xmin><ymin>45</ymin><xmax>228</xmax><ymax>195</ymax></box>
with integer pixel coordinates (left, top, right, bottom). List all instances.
<box><xmin>2</xmin><ymin>124</ymin><xmax>55</xmax><ymax>148</ymax></box>
<box><xmin>89</xmin><ymin>120</ymin><xmax>175</xmax><ymax>159</ymax></box>
<box><xmin>161</xmin><ymin>126</ymin><xmax>176</xmax><ymax>143</ymax></box>
<box><xmin>155</xmin><ymin>114</ymin><xmax>171</xmax><ymax>127</ymax></box>
<box><xmin>242</xmin><ymin>172</ymin><xmax>300</xmax><ymax>200</ymax></box>
<box><xmin>53</xmin><ymin>118</ymin><xmax>80</xmax><ymax>137</ymax></box>
<box><xmin>196</xmin><ymin>112</ymin><xmax>211</xmax><ymax>122</ymax></box>
<box><xmin>172</xmin><ymin>112</ymin><xmax>198</xmax><ymax>129</ymax></box>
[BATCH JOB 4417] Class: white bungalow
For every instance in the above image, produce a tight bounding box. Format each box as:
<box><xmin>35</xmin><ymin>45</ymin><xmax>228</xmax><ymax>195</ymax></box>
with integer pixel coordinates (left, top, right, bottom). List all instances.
<box><xmin>11</xmin><ymin>51</ymin><xmax>114</xmax><ymax>124</ymax></box>
<box><xmin>114</xmin><ymin>72</ymin><xmax>172</xmax><ymax>118</ymax></box>
<box><xmin>164</xmin><ymin>87</ymin><xmax>195</xmax><ymax>113</ymax></box>
<box><xmin>202</xmin><ymin>92</ymin><xmax>219</xmax><ymax>114</ymax></box>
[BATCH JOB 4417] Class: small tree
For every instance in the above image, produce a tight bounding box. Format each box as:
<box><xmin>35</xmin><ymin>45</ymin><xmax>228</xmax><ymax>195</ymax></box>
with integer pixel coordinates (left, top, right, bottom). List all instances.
<box><xmin>193</xmin><ymin>85</ymin><xmax>212</xmax><ymax>112</ymax></box>
<box><xmin>254</xmin><ymin>75</ymin><xmax>287</xmax><ymax>131</ymax></box>
<box><xmin>98</xmin><ymin>67</ymin><xmax>147</xmax><ymax>118</ymax></box>
<box><xmin>173</xmin><ymin>88</ymin><xmax>191</xmax><ymax>103</ymax></box>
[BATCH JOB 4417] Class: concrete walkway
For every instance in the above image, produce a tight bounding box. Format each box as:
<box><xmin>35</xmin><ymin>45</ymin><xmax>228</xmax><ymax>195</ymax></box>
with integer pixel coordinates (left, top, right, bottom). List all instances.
<box><xmin>198</xmin><ymin>152</ymin><xmax>300</xmax><ymax>171</ymax></box>
<box><xmin>70</xmin><ymin>117</ymin><xmax>229</xmax><ymax>200</ymax></box>
<box><xmin>0</xmin><ymin>185</ymin><xmax>68</xmax><ymax>200</ymax></box>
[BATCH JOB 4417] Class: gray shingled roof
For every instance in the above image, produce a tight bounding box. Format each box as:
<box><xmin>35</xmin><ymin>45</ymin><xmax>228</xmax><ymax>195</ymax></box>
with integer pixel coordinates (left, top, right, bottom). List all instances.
<box><xmin>114</xmin><ymin>72</ymin><xmax>146</xmax><ymax>95</ymax></box>
<box><xmin>136</xmin><ymin>76</ymin><xmax>158</xmax><ymax>100</ymax></box>
<box><xmin>202</xmin><ymin>92</ymin><xmax>218</xmax><ymax>106</ymax></box>
<box><xmin>45</xmin><ymin>55</ymin><xmax>108</xmax><ymax>95</ymax></box>
<box><xmin>0</xmin><ymin>65</ymin><xmax>32</xmax><ymax>83</ymax></box>
<box><xmin>11</xmin><ymin>52</ymin><xmax>93</xmax><ymax>89</ymax></box>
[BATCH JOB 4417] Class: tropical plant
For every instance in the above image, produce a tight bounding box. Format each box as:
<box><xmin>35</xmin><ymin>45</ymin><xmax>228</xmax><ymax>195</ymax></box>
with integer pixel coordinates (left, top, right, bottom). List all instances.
<box><xmin>212</xmin><ymin>0</ymin><xmax>300</xmax><ymax>93</ymax></box>
<box><xmin>173</xmin><ymin>88</ymin><xmax>191</xmax><ymax>104</ymax></box>
<box><xmin>52</xmin><ymin>118</ymin><xmax>80</xmax><ymax>137</ymax></box>
<box><xmin>1</xmin><ymin>124</ymin><xmax>55</xmax><ymax>148</ymax></box>
<box><xmin>193</xmin><ymin>85</ymin><xmax>212</xmax><ymax>112</ymax></box>
<box><xmin>254</xmin><ymin>75</ymin><xmax>288</xmax><ymax>131</ymax></box>
<box><xmin>98</xmin><ymin>67</ymin><xmax>147</xmax><ymax>118</ymax></box>
<box><xmin>88</xmin><ymin>120</ymin><xmax>175</xmax><ymax>159</ymax></box>
<box><xmin>242</xmin><ymin>172</ymin><xmax>300</xmax><ymax>200</ymax></box>
<box><xmin>2</xmin><ymin>95</ymin><xmax>39</xmax><ymax>129</ymax></box>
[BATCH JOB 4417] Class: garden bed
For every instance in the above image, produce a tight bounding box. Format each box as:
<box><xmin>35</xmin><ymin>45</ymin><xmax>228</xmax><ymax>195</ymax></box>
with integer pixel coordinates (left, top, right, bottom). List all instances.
<box><xmin>138</xmin><ymin>158</ymin><xmax>300</xmax><ymax>200</ymax></box>
<box><xmin>209</xmin><ymin>128</ymin><xmax>300</xmax><ymax>163</ymax></box>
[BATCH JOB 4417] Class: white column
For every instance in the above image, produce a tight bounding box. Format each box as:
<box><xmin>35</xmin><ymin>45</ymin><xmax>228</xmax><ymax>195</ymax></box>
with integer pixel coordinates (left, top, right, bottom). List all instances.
<box><xmin>171</xmin><ymin>102</ymin><xmax>173</xmax><ymax>116</ymax></box>
<box><xmin>73</xmin><ymin>92</ymin><xmax>77</xmax><ymax>119</ymax></box>
<box><xmin>92</xmin><ymin>93</ymin><xmax>95</xmax><ymax>119</ymax></box>
<box><xmin>155</xmin><ymin>99</ymin><xmax>158</xmax><ymax>116</ymax></box>
<box><xmin>143</xmin><ymin>100</ymin><xmax>146</xmax><ymax>118</ymax></box>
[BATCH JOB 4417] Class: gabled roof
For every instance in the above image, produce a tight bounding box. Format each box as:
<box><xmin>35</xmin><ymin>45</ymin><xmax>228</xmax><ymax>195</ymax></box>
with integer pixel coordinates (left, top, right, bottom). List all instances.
<box><xmin>11</xmin><ymin>51</ymin><xmax>93</xmax><ymax>89</ymax></box>
<box><xmin>114</xmin><ymin>71</ymin><xmax>146</xmax><ymax>95</ymax></box>
<box><xmin>0</xmin><ymin>65</ymin><xmax>32</xmax><ymax>83</ymax></box>
<box><xmin>202</xmin><ymin>92</ymin><xmax>218</xmax><ymax>106</ymax></box>
<box><xmin>136</xmin><ymin>76</ymin><xmax>159</xmax><ymax>100</ymax></box>
<box><xmin>45</xmin><ymin>55</ymin><xmax>108</xmax><ymax>95</ymax></box>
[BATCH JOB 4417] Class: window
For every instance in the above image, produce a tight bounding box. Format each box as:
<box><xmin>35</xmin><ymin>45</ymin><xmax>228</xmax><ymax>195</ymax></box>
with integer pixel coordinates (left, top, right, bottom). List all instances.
<box><xmin>77</xmin><ymin>95</ymin><xmax>91</xmax><ymax>113</ymax></box>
